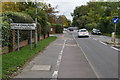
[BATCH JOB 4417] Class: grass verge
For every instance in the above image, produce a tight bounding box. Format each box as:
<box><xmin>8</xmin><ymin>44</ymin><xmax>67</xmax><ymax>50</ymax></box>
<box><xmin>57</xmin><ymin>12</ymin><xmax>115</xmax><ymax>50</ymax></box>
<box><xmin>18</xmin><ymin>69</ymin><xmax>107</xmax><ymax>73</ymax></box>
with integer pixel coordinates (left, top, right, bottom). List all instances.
<box><xmin>2</xmin><ymin>36</ymin><xmax>57</xmax><ymax>79</ymax></box>
<box><xmin>102</xmin><ymin>33</ymin><xmax>120</xmax><ymax>39</ymax></box>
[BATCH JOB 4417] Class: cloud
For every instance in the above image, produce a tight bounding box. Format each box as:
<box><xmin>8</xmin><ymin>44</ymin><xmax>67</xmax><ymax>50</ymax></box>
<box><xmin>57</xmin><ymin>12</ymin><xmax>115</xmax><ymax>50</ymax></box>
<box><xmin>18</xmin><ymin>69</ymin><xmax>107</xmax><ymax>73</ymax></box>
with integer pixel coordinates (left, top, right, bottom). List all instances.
<box><xmin>45</xmin><ymin>0</ymin><xmax>90</xmax><ymax>21</ymax></box>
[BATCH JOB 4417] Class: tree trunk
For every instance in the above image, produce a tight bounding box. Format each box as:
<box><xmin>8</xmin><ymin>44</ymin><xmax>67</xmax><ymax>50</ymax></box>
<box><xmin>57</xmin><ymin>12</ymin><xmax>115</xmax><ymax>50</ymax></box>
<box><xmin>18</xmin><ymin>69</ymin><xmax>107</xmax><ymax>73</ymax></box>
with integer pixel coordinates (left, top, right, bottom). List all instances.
<box><xmin>9</xmin><ymin>30</ymin><xmax>16</xmax><ymax>52</ymax></box>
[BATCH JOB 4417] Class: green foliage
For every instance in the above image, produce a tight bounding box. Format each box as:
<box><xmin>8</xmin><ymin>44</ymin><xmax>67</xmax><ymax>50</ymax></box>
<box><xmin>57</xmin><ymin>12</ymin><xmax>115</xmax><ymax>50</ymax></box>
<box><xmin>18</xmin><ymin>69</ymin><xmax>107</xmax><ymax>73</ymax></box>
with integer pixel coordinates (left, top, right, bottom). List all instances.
<box><xmin>72</xmin><ymin>2</ymin><xmax>119</xmax><ymax>34</ymax></box>
<box><xmin>37</xmin><ymin>10</ymin><xmax>48</xmax><ymax>35</ymax></box>
<box><xmin>3</xmin><ymin>11</ymin><xmax>34</xmax><ymax>23</ymax></box>
<box><xmin>46</xmin><ymin>22</ymin><xmax>51</xmax><ymax>33</ymax></box>
<box><xmin>1</xmin><ymin>21</ymin><xmax>11</xmax><ymax>46</ymax></box>
<box><xmin>56</xmin><ymin>25</ymin><xmax>63</xmax><ymax>33</ymax></box>
<box><xmin>2</xmin><ymin>36</ymin><xmax>57</xmax><ymax>79</ymax></box>
<box><xmin>51</xmin><ymin>24</ymin><xmax>63</xmax><ymax>33</ymax></box>
<box><xmin>85</xmin><ymin>23</ymin><xmax>97</xmax><ymax>30</ymax></box>
<box><xmin>24</xmin><ymin>7</ymin><xmax>49</xmax><ymax>35</ymax></box>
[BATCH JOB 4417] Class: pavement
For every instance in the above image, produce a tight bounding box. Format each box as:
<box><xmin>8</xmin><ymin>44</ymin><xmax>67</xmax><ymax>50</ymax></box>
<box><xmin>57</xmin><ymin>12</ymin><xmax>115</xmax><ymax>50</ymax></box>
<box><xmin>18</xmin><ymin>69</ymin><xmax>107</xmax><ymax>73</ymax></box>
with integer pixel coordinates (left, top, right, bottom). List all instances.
<box><xmin>89</xmin><ymin>34</ymin><xmax>120</xmax><ymax>48</ymax></box>
<box><xmin>13</xmin><ymin>31</ymin><xmax>119</xmax><ymax>79</ymax></box>
<box><xmin>14</xmin><ymin>34</ymin><xmax>65</xmax><ymax>78</ymax></box>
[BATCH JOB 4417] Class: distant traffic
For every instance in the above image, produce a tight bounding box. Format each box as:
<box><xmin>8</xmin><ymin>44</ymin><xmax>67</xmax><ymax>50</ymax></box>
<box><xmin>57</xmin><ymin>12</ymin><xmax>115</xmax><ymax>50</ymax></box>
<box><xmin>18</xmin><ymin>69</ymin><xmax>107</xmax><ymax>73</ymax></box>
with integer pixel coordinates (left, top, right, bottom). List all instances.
<box><xmin>64</xmin><ymin>27</ymin><xmax>102</xmax><ymax>38</ymax></box>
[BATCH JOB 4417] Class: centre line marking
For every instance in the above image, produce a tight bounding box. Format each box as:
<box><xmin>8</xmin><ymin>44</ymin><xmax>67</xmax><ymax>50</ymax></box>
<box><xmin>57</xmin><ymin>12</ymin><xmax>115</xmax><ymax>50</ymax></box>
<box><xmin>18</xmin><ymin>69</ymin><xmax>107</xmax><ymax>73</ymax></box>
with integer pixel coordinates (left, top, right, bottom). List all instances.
<box><xmin>52</xmin><ymin>39</ymin><xmax>66</xmax><ymax>79</ymax></box>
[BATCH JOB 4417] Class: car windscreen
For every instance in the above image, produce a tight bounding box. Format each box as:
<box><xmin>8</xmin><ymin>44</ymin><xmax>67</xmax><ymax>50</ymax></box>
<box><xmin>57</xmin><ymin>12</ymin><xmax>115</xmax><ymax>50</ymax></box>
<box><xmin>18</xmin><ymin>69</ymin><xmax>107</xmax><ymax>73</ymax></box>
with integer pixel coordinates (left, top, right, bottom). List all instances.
<box><xmin>80</xmin><ymin>30</ymin><xmax>87</xmax><ymax>32</ymax></box>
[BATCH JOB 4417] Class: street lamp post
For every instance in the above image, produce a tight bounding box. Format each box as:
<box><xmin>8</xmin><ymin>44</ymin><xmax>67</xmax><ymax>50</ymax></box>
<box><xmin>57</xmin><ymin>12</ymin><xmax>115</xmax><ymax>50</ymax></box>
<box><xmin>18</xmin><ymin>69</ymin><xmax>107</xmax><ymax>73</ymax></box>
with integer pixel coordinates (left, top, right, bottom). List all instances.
<box><xmin>34</xmin><ymin>0</ymin><xmax>38</xmax><ymax>48</ymax></box>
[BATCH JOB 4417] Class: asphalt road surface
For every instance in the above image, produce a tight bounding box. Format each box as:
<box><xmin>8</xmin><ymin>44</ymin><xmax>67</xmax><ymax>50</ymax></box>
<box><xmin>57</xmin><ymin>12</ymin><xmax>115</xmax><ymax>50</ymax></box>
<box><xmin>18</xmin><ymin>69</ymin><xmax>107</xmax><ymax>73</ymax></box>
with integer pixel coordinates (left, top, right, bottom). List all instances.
<box><xmin>14</xmin><ymin>31</ymin><xmax>118</xmax><ymax>79</ymax></box>
<box><xmin>73</xmin><ymin>31</ymin><xmax>118</xmax><ymax>78</ymax></box>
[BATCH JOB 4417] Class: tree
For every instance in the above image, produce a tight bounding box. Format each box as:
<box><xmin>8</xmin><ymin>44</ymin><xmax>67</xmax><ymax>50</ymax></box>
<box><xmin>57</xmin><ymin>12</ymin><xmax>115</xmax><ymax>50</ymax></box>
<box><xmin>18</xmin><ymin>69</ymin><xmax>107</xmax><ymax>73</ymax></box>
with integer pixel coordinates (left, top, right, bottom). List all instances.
<box><xmin>56</xmin><ymin>15</ymin><xmax>69</xmax><ymax>27</ymax></box>
<box><xmin>72</xmin><ymin>2</ymin><xmax>119</xmax><ymax>34</ymax></box>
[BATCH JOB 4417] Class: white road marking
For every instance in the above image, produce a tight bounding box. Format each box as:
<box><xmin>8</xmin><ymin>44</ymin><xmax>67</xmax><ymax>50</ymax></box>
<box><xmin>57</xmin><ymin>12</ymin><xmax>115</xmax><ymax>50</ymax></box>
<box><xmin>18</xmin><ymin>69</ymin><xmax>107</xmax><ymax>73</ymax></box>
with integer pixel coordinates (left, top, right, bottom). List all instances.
<box><xmin>52</xmin><ymin>71</ymin><xmax>58</xmax><ymax>79</ymax></box>
<box><xmin>73</xmin><ymin>34</ymin><xmax>100</xmax><ymax>79</ymax></box>
<box><xmin>111</xmin><ymin>46</ymin><xmax>120</xmax><ymax>51</ymax></box>
<box><xmin>99</xmin><ymin>41</ymin><xmax>107</xmax><ymax>45</ymax></box>
<box><xmin>52</xmin><ymin>39</ymin><xmax>66</xmax><ymax>79</ymax></box>
<box><xmin>100</xmin><ymin>36</ymin><xmax>104</xmax><ymax>38</ymax></box>
<box><xmin>31</xmin><ymin>65</ymin><xmax>51</xmax><ymax>71</ymax></box>
<box><xmin>93</xmin><ymin>38</ymin><xmax>97</xmax><ymax>41</ymax></box>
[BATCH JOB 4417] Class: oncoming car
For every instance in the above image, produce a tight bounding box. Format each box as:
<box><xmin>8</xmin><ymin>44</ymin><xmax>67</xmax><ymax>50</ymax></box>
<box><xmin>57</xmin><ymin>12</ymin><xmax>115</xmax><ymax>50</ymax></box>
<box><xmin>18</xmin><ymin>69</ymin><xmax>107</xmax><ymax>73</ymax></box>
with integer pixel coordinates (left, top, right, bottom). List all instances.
<box><xmin>78</xmin><ymin>29</ymin><xmax>89</xmax><ymax>38</ymax></box>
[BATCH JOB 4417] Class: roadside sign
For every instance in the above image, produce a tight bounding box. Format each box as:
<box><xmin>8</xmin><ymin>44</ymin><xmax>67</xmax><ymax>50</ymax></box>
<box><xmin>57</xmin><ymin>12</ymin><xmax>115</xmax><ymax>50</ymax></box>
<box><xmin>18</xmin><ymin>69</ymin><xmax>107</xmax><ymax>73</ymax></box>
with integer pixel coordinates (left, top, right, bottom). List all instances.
<box><xmin>112</xmin><ymin>17</ymin><xmax>119</xmax><ymax>45</ymax></box>
<box><xmin>11</xmin><ymin>23</ymin><xmax>36</xmax><ymax>30</ymax></box>
<box><xmin>11</xmin><ymin>23</ymin><xmax>36</xmax><ymax>51</ymax></box>
<box><xmin>112</xmin><ymin>18</ymin><xmax>119</xmax><ymax>23</ymax></box>
<box><xmin>36</xmin><ymin>2</ymin><xmax>38</xmax><ymax>8</ymax></box>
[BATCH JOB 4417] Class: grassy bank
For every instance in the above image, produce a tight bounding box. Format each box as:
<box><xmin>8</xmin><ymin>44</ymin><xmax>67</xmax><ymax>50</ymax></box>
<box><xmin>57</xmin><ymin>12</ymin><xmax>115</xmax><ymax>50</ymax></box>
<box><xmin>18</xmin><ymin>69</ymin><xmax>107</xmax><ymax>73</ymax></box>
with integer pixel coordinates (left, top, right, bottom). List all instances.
<box><xmin>102</xmin><ymin>33</ymin><xmax>120</xmax><ymax>39</ymax></box>
<box><xmin>2</xmin><ymin>36</ymin><xmax>57</xmax><ymax>79</ymax></box>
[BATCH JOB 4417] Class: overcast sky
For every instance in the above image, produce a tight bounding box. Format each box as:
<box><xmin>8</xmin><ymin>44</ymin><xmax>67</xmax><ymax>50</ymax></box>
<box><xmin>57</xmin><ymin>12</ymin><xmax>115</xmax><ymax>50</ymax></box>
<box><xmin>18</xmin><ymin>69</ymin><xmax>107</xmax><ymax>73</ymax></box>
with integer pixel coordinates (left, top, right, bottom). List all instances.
<box><xmin>45</xmin><ymin>0</ymin><xmax>90</xmax><ymax>21</ymax></box>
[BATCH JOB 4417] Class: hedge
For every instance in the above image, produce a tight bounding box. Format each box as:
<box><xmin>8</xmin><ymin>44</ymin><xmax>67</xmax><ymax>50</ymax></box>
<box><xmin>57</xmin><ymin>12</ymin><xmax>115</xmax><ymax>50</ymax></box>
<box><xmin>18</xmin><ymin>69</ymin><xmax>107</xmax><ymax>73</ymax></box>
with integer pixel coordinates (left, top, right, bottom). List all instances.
<box><xmin>51</xmin><ymin>24</ymin><xmax>63</xmax><ymax>33</ymax></box>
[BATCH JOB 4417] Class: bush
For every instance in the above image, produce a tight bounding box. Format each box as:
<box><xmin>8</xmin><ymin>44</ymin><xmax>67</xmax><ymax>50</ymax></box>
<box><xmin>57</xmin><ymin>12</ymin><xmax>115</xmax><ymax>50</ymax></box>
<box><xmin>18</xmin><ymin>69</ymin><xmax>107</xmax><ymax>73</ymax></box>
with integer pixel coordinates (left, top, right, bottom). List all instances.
<box><xmin>55</xmin><ymin>24</ymin><xmax>63</xmax><ymax>33</ymax></box>
<box><xmin>2</xmin><ymin>11</ymin><xmax>34</xmax><ymax>23</ymax></box>
<box><xmin>1</xmin><ymin>21</ymin><xmax>11</xmax><ymax>46</ymax></box>
<box><xmin>51</xmin><ymin>24</ymin><xmax>63</xmax><ymax>33</ymax></box>
<box><xmin>85</xmin><ymin>23</ymin><xmax>97</xmax><ymax>30</ymax></box>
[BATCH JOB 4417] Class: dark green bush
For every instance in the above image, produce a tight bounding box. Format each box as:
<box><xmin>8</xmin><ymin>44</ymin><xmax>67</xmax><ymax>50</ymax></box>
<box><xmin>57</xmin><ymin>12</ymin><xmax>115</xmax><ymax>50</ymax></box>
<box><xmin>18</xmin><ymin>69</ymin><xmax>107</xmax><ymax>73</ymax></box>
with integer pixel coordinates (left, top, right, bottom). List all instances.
<box><xmin>55</xmin><ymin>24</ymin><xmax>63</xmax><ymax>33</ymax></box>
<box><xmin>51</xmin><ymin>24</ymin><xmax>63</xmax><ymax>33</ymax></box>
<box><xmin>2</xmin><ymin>11</ymin><xmax>34</xmax><ymax>23</ymax></box>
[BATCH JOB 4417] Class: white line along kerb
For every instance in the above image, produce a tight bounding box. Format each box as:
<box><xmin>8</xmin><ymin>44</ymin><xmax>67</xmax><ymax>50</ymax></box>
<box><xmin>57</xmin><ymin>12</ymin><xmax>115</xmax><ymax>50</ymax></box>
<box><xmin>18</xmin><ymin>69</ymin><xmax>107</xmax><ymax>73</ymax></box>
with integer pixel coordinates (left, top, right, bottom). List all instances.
<box><xmin>111</xmin><ymin>46</ymin><xmax>120</xmax><ymax>51</ymax></box>
<box><xmin>99</xmin><ymin>41</ymin><xmax>107</xmax><ymax>45</ymax></box>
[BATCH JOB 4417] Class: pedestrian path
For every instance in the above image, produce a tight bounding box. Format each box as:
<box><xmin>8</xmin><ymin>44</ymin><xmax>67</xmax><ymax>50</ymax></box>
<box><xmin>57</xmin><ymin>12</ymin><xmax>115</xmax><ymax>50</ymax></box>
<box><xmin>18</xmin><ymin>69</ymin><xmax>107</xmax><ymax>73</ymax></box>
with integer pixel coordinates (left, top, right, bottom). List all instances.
<box><xmin>14</xmin><ymin>34</ymin><xmax>65</xmax><ymax>78</ymax></box>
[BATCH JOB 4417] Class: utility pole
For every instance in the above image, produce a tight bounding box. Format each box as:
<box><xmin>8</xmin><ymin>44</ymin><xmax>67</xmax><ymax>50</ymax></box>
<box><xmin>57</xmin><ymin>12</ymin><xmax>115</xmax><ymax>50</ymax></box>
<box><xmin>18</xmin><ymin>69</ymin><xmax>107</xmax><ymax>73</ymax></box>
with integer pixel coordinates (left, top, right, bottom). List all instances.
<box><xmin>34</xmin><ymin>0</ymin><xmax>38</xmax><ymax>48</ymax></box>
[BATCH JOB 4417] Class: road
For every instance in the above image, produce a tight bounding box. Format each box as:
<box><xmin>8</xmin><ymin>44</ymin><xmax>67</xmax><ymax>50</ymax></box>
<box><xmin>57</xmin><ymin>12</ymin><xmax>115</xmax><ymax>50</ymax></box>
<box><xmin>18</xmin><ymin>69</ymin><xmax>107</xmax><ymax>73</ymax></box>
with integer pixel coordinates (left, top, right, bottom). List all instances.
<box><xmin>14</xmin><ymin>31</ymin><xmax>118</xmax><ymax>79</ymax></box>
<box><xmin>73</xmin><ymin>31</ymin><xmax>118</xmax><ymax>78</ymax></box>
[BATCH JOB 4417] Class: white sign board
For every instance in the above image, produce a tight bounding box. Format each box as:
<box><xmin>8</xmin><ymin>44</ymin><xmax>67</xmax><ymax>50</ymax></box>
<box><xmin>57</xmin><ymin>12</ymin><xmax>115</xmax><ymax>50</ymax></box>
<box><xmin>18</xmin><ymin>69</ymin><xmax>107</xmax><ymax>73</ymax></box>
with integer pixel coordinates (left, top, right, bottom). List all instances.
<box><xmin>11</xmin><ymin>23</ymin><xmax>36</xmax><ymax>30</ymax></box>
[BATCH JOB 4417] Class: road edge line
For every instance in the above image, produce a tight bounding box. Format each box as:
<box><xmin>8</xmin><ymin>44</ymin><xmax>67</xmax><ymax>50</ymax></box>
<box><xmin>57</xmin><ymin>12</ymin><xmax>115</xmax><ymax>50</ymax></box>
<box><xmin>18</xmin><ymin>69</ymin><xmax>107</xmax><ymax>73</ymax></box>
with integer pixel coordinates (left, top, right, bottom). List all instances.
<box><xmin>99</xmin><ymin>41</ymin><xmax>107</xmax><ymax>46</ymax></box>
<box><xmin>72</xmin><ymin>34</ymin><xmax>100</xmax><ymax>79</ymax></box>
<box><xmin>111</xmin><ymin>46</ymin><xmax>120</xmax><ymax>51</ymax></box>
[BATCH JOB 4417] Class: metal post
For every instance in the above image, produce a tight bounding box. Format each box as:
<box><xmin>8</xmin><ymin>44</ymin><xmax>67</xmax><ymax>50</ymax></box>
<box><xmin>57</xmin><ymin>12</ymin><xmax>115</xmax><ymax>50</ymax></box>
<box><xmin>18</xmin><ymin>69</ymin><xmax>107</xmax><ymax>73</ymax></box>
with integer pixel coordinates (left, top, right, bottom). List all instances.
<box><xmin>17</xmin><ymin>30</ymin><xmax>20</xmax><ymax>51</ymax></box>
<box><xmin>114</xmin><ymin>23</ymin><xmax>117</xmax><ymax>45</ymax></box>
<box><xmin>114</xmin><ymin>23</ymin><xmax>117</xmax><ymax>35</ymax></box>
<box><xmin>30</xmin><ymin>30</ymin><xmax>32</xmax><ymax>50</ymax></box>
<box><xmin>34</xmin><ymin>1</ymin><xmax>38</xmax><ymax>48</ymax></box>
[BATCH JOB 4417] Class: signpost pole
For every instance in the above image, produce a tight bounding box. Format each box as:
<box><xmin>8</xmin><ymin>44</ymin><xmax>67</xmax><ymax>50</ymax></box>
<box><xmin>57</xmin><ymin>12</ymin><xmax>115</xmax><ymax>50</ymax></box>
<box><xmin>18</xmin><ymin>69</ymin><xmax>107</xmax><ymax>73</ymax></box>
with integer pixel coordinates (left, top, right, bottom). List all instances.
<box><xmin>30</xmin><ymin>30</ymin><xmax>32</xmax><ymax>50</ymax></box>
<box><xmin>112</xmin><ymin>17</ymin><xmax>119</xmax><ymax>46</ymax></box>
<box><xmin>114</xmin><ymin>23</ymin><xmax>116</xmax><ymax>34</ymax></box>
<box><xmin>114</xmin><ymin>23</ymin><xmax>117</xmax><ymax>45</ymax></box>
<box><xmin>17</xmin><ymin>30</ymin><xmax>20</xmax><ymax>51</ymax></box>
<box><xmin>34</xmin><ymin>0</ymin><xmax>38</xmax><ymax>48</ymax></box>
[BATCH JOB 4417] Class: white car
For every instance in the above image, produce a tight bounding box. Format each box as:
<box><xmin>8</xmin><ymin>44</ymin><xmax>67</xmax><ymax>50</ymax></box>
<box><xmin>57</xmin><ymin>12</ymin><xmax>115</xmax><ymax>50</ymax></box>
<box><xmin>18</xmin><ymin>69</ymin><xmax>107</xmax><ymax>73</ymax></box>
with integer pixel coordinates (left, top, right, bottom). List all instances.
<box><xmin>78</xmin><ymin>29</ymin><xmax>89</xmax><ymax>38</ymax></box>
